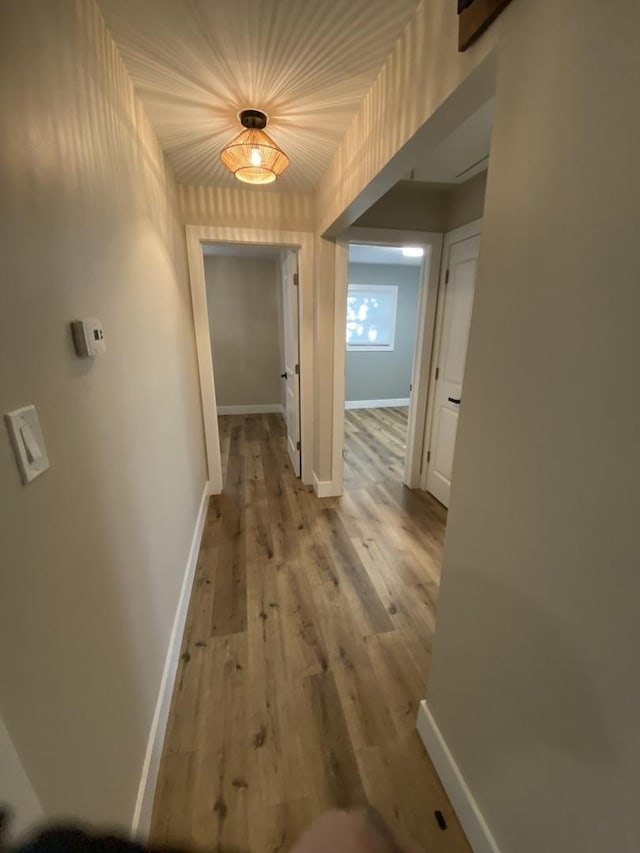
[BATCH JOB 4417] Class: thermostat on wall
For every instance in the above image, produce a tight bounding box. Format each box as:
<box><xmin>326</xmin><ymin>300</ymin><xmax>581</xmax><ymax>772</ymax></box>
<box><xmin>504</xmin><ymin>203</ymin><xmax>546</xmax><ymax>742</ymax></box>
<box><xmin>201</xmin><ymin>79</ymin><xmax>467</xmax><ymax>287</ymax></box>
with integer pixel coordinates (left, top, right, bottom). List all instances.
<box><xmin>71</xmin><ymin>318</ymin><xmax>106</xmax><ymax>357</ymax></box>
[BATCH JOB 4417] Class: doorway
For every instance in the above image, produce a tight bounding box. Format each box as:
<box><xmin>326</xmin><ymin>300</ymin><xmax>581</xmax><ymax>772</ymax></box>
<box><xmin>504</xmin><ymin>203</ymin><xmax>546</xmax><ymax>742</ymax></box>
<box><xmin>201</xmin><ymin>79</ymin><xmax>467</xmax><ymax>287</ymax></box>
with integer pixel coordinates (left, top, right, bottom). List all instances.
<box><xmin>202</xmin><ymin>244</ymin><xmax>301</xmax><ymax>486</ymax></box>
<box><xmin>333</xmin><ymin>222</ymin><xmax>482</xmax><ymax>507</ymax></box>
<box><xmin>185</xmin><ymin>225</ymin><xmax>314</xmax><ymax>493</ymax></box>
<box><xmin>343</xmin><ymin>243</ymin><xmax>424</xmax><ymax>490</ymax></box>
<box><xmin>332</xmin><ymin>227</ymin><xmax>443</xmax><ymax>493</ymax></box>
<box><xmin>280</xmin><ymin>249</ymin><xmax>302</xmax><ymax>476</ymax></box>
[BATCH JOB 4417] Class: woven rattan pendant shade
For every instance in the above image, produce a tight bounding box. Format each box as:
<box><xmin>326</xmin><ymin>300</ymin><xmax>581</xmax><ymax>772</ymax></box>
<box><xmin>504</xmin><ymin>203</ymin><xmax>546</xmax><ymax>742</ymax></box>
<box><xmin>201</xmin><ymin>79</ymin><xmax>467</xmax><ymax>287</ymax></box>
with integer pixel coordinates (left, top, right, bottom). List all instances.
<box><xmin>220</xmin><ymin>112</ymin><xmax>289</xmax><ymax>184</ymax></box>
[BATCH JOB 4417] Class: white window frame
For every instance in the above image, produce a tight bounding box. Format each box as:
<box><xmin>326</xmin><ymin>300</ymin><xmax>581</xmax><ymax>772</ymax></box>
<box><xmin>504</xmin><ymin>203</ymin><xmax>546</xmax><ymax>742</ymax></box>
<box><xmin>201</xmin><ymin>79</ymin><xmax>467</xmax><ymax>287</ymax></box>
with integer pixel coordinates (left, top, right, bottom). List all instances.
<box><xmin>346</xmin><ymin>283</ymin><xmax>398</xmax><ymax>352</ymax></box>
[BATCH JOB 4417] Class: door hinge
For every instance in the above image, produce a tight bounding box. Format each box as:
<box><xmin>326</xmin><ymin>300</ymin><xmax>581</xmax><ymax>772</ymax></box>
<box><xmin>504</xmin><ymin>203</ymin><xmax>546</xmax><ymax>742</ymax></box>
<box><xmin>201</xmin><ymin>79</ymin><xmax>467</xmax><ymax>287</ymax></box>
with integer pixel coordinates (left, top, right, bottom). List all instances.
<box><xmin>294</xmin><ymin>363</ymin><xmax>300</xmax><ymax>375</ymax></box>
<box><xmin>445</xmin><ymin>269</ymin><xmax>450</xmax><ymax>284</ymax></box>
<box><xmin>296</xmin><ymin>440</ymin><xmax>301</xmax><ymax>450</ymax></box>
<box><xmin>409</xmin><ymin>383</ymin><xmax>412</xmax><ymax>392</ymax></box>
<box><xmin>427</xmin><ymin>450</ymin><xmax>431</xmax><ymax>463</ymax></box>
<box><xmin>293</xmin><ymin>272</ymin><xmax>299</xmax><ymax>286</ymax></box>
<box><xmin>435</xmin><ymin>367</ymin><xmax>439</xmax><ymax>380</ymax></box>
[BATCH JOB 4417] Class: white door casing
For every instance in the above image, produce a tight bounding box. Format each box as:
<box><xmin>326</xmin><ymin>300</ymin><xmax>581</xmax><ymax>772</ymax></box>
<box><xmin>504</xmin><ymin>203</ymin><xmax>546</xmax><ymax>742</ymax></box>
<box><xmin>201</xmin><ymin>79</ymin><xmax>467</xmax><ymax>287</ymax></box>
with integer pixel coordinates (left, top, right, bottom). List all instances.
<box><xmin>282</xmin><ymin>250</ymin><xmax>301</xmax><ymax>477</ymax></box>
<box><xmin>425</xmin><ymin>232</ymin><xmax>480</xmax><ymax>507</ymax></box>
<box><xmin>185</xmin><ymin>226</ymin><xmax>313</xmax><ymax>493</ymax></box>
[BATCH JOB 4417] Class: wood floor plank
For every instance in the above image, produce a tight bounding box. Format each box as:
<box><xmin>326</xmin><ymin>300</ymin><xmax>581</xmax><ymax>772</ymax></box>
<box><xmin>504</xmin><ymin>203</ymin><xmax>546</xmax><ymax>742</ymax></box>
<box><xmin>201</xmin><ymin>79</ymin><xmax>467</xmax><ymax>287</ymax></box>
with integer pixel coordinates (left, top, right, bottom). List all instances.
<box><xmin>151</xmin><ymin>409</ymin><xmax>469</xmax><ymax>852</ymax></box>
<box><xmin>317</xmin><ymin>507</ymin><xmax>393</xmax><ymax>635</ymax></box>
<box><xmin>302</xmin><ymin>670</ymin><xmax>368</xmax><ymax>810</ymax></box>
<box><xmin>210</xmin><ymin>451</ymin><xmax>247</xmax><ymax>637</ymax></box>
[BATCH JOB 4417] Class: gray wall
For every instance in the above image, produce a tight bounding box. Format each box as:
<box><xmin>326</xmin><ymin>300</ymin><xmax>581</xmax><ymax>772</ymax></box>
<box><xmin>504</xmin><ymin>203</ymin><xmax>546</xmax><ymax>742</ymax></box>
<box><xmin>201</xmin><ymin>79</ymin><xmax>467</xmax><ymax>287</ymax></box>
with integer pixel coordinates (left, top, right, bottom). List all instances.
<box><xmin>354</xmin><ymin>172</ymin><xmax>487</xmax><ymax>233</ymax></box>
<box><xmin>0</xmin><ymin>0</ymin><xmax>206</xmax><ymax>830</ymax></box>
<box><xmin>445</xmin><ymin>170</ymin><xmax>487</xmax><ymax>231</ymax></box>
<box><xmin>355</xmin><ymin>180</ymin><xmax>449</xmax><ymax>231</ymax></box>
<box><xmin>345</xmin><ymin>263</ymin><xmax>420</xmax><ymax>401</ymax></box>
<box><xmin>427</xmin><ymin>1</ymin><xmax>640</xmax><ymax>851</ymax></box>
<box><xmin>205</xmin><ymin>255</ymin><xmax>281</xmax><ymax>407</ymax></box>
<box><xmin>0</xmin><ymin>715</ymin><xmax>42</xmax><ymax>839</ymax></box>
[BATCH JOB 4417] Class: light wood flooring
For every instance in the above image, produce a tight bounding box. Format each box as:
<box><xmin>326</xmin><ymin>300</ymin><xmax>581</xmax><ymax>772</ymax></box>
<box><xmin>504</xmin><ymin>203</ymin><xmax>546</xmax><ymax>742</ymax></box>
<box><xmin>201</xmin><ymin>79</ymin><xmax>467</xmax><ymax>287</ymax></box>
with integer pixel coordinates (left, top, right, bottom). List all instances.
<box><xmin>151</xmin><ymin>409</ymin><xmax>467</xmax><ymax>852</ymax></box>
<box><xmin>343</xmin><ymin>407</ymin><xmax>410</xmax><ymax>489</ymax></box>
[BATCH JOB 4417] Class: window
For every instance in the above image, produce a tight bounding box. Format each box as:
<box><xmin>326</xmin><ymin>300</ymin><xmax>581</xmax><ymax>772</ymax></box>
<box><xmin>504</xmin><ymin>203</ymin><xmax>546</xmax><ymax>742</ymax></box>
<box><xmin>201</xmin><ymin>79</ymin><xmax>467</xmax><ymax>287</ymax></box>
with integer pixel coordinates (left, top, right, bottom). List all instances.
<box><xmin>346</xmin><ymin>284</ymin><xmax>398</xmax><ymax>351</ymax></box>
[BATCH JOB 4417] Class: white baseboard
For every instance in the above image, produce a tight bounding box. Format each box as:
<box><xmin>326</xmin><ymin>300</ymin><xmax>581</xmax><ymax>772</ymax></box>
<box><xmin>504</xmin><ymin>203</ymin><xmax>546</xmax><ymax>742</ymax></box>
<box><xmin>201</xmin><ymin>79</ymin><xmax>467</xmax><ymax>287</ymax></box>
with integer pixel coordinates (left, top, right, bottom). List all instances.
<box><xmin>217</xmin><ymin>404</ymin><xmax>284</xmax><ymax>415</ymax></box>
<box><xmin>416</xmin><ymin>701</ymin><xmax>499</xmax><ymax>853</ymax></box>
<box><xmin>312</xmin><ymin>472</ymin><xmax>343</xmax><ymax>498</ymax></box>
<box><xmin>345</xmin><ymin>398</ymin><xmax>410</xmax><ymax>410</ymax></box>
<box><xmin>131</xmin><ymin>483</ymin><xmax>210</xmax><ymax>839</ymax></box>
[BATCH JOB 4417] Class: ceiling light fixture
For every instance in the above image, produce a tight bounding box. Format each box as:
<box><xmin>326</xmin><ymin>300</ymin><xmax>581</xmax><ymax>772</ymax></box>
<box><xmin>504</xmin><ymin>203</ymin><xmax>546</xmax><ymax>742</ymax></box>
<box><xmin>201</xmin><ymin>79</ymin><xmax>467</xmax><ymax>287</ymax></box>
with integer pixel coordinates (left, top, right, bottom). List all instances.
<box><xmin>402</xmin><ymin>246</ymin><xmax>424</xmax><ymax>258</ymax></box>
<box><xmin>220</xmin><ymin>109</ymin><xmax>289</xmax><ymax>185</ymax></box>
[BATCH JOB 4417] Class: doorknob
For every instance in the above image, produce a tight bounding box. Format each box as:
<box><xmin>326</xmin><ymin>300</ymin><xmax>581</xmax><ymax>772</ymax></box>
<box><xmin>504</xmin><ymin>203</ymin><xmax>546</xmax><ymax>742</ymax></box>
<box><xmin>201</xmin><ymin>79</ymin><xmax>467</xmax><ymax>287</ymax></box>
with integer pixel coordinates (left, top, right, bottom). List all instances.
<box><xmin>280</xmin><ymin>372</ymin><xmax>288</xmax><ymax>379</ymax></box>
<box><xmin>448</xmin><ymin>396</ymin><xmax>461</xmax><ymax>404</ymax></box>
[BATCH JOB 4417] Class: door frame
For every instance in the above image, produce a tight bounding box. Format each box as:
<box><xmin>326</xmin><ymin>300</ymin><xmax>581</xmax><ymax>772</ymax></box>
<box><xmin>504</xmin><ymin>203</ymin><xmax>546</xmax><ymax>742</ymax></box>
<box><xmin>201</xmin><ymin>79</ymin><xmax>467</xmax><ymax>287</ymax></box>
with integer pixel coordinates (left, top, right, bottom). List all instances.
<box><xmin>280</xmin><ymin>249</ymin><xmax>302</xmax><ymax>477</ymax></box>
<box><xmin>420</xmin><ymin>218</ymin><xmax>482</xmax><ymax>492</ymax></box>
<box><xmin>185</xmin><ymin>225</ymin><xmax>314</xmax><ymax>493</ymax></box>
<box><xmin>334</xmin><ymin>226</ymin><xmax>443</xmax><ymax>489</ymax></box>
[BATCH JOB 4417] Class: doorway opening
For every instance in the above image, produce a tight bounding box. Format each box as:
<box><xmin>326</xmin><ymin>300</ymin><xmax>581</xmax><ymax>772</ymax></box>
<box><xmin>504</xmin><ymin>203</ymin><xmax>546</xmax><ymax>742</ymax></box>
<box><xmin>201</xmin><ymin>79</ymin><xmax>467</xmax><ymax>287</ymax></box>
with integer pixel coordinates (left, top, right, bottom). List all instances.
<box><xmin>331</xmin><ymin>228</ymin><xmax>443</xmax><ymax>494</ymax></box>
<box><xmin>343</xmin><ymin>243</ymin><xmax>424</xmax><ymax>491</ymax></box>
<box><xmin>185</xmin><ymin>224</ymin><xmax>313</xmax><ymax>494</ymax></box>
<box><xmin>201</xmin><ymin>243</ymin><xmax>301</xmax><ymax>488</ymax></box>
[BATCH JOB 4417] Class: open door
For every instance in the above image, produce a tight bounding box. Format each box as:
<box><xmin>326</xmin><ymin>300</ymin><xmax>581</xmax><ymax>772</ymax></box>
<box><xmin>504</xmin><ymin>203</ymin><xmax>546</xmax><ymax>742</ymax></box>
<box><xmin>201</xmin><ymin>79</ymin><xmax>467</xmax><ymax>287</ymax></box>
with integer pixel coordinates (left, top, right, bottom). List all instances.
<box><xmin>281</xmin><ymin>250</ymin><xmax>301</xmax><ymax>476</ymax></box>
<box><xmin>425</xmin><ymin>233</ymin><xmax>480</xmax><ymax>507</ymax></box>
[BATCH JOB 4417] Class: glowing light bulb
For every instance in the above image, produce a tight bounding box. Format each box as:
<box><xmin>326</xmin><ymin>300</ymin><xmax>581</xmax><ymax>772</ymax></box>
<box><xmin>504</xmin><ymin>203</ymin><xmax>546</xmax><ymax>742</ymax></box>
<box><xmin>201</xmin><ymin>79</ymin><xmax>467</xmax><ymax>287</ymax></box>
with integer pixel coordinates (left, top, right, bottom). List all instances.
<box><xmin>250</xmin><ymin>147</ymin><xmax>262</xmax><ymax>166</ymax></box>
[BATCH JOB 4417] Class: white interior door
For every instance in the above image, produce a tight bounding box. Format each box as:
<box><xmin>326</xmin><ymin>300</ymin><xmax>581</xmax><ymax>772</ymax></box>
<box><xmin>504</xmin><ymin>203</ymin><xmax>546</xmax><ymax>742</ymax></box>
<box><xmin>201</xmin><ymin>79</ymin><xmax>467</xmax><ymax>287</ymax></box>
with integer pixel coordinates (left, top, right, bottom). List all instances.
<box><xmin>281</xmin><ymin>250</ymin><xmax>301</xmax><ymax>476</ymax></box>
<box><xmin>425</xmin><ymin>234</ymin><xmax>480</xmax><ymax>507</ymax></box>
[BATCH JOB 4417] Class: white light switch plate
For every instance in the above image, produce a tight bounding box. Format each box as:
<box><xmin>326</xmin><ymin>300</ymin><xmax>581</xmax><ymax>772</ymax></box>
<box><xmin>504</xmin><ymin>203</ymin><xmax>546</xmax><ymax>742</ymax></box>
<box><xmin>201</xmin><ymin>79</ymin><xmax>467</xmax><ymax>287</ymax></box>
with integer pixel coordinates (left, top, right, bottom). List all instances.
<box><xmin>4</xmin><ymin>405</ymin><xmax>50</xmax><ymax>484</ymax></box>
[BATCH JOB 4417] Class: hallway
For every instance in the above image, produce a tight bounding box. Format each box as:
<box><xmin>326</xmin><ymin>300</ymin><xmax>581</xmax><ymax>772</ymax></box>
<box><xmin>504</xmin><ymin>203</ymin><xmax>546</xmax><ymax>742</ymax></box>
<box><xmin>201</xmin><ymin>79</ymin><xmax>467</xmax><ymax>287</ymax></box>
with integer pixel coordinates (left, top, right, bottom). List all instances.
<box><xmin>151</xmin><ymin>413</ymin><xmax>464</xmax><ymax>852</ymax></box>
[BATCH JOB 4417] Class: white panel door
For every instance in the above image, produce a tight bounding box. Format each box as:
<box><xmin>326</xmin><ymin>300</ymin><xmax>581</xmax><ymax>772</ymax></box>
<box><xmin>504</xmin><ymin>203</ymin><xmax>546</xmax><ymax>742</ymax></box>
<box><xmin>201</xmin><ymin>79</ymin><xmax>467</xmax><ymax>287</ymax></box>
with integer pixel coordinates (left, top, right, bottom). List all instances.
<box><xmin>425</xmin><ymin>234</ymin><xmax>480</xmax><ymax>507</ymax></box>
<box><xmin>281</xmin><ymin>250</ymin><xmax>301</xmax><ymax>476</ymax></box>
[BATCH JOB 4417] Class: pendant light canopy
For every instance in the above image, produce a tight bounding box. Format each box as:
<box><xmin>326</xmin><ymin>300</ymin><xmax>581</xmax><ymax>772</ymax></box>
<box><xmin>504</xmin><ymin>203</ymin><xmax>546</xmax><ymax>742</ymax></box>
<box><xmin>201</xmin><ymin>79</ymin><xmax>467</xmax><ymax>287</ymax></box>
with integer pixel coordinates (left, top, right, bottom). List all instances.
<box><xmin>220</xmin><ymin>109</ymin><xmax>289</xmax><ymax>185</ymax></box>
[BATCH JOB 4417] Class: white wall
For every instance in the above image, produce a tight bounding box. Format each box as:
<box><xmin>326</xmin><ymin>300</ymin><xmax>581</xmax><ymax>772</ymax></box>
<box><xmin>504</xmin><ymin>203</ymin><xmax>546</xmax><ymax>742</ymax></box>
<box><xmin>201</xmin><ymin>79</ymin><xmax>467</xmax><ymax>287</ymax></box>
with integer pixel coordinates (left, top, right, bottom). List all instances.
<box><xmin>0</xmin><ymin>0</ymin><xmax>205</xmax><ymax>831</ymax></box>
<box><xmin>205</xmin><ymin>255</ymin><xmax>282</xmax><ymax>408</ymax></box>
<box><xmin>427</xmin><ymin>1</ymin><xmax>640</xmax><ymax>850</ymax></box>
<box><xmin>345</xmin><ymin>263</ymin><xmax>420</xmax><ymax>402</ymax></box>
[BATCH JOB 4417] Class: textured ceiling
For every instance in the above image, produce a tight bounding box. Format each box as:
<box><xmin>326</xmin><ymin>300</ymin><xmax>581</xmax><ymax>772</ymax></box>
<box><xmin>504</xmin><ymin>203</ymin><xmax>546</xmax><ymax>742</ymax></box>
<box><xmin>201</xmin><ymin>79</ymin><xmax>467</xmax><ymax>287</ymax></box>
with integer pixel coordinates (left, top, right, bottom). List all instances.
<box><xmin>97</xmin><ymin>0</ymin><xmax>421</xmax><ymax>192</ymax></box>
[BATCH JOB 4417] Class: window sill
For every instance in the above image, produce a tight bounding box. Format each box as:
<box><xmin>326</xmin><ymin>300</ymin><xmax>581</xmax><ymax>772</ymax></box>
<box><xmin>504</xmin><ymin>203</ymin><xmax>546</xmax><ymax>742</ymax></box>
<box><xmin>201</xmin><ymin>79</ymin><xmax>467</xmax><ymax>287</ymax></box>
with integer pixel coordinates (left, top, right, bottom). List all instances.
<box><xmin>346</xmin><ymin>345</ymin><xmax>395</xmax><ymax>352</ymax></box>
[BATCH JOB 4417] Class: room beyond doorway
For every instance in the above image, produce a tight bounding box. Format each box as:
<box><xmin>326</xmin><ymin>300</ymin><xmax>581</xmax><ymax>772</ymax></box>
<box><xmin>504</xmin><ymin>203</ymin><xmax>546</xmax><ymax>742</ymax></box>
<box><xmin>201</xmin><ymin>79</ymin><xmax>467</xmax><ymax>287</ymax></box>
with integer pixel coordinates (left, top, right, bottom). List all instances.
<box><xmin>336</xmin><ymin>234</ymin><xmax>443</xmax><ymax>491</ymax></box>
<box><xmin>185</xmin><ymin>225</ymin><xmax>315</xmax><ymax>492</ymax></box>
<box><xmin>343</xmin><ymin>242</ymin><xmax>422</xmax><ymax>490</ymax></box>
<box><xmin>343</xmin><ymin>406</ymin><xmax>409</xmax><ymax>490</ymax></box>
<box><xmin>201</xmin><ymin>242</ymin><xmax>302</xmax><ymax>484</ymax></box>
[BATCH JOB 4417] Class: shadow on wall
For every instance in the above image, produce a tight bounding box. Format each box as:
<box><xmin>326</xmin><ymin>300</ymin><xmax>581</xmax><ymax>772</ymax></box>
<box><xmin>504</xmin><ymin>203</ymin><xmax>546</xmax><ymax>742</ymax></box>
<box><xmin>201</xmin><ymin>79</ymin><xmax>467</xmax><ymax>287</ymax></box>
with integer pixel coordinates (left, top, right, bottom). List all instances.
<box><xmin>0</xmin><ymin>0</ymin><xmax>206</xmax><ymax>834</ymax></box>
<box><xmin>1</xmin><ymin>219</ymin><xmax>204</xmax><ymax>832</ymax></box>
<box><xmin>428</xmin><ymin>569</ymin><xmax>612</xmax><ymax>820</ymax></box>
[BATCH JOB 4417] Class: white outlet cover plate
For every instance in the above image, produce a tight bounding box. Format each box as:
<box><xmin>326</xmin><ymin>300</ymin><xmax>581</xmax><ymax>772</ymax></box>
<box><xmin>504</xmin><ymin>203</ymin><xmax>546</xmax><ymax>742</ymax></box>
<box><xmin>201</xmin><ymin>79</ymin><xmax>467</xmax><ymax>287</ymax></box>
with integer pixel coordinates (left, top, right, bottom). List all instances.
<box><xmin>4</xmin><ymin>405</ymin><xmax>50</xmax><ymax>484</ymax></box>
